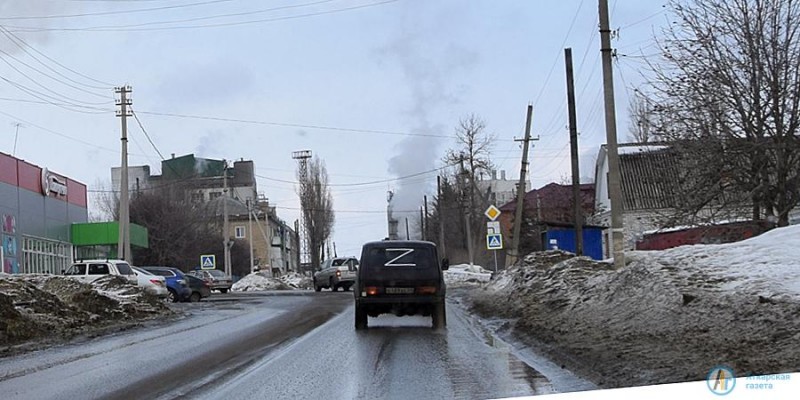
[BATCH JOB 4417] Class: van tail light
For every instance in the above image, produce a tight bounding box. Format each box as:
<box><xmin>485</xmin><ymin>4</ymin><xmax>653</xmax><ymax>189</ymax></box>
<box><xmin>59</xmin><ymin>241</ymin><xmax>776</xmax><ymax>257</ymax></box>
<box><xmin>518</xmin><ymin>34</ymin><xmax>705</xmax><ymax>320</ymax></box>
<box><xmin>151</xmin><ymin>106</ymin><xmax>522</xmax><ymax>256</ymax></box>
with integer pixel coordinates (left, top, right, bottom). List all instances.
<box><xmin>365</xmin><ymin>286</ymin><xmax>378</xmax><ymax>296</ymax></box>
<box><xmin>417</xmin><ymin>286</ymin><xmax>437</xmax><ymax>295</ymax></box>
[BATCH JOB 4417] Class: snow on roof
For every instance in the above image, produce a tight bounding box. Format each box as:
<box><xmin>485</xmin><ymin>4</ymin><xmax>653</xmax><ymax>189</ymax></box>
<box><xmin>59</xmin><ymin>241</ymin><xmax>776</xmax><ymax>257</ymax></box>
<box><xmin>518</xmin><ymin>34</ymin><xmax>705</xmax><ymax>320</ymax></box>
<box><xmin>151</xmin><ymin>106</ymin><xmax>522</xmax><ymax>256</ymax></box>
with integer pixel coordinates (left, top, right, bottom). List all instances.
<box><xmin>616</xmin><ymin>145</ymin><xmax>669</xmax><ymax>155</ymax></box>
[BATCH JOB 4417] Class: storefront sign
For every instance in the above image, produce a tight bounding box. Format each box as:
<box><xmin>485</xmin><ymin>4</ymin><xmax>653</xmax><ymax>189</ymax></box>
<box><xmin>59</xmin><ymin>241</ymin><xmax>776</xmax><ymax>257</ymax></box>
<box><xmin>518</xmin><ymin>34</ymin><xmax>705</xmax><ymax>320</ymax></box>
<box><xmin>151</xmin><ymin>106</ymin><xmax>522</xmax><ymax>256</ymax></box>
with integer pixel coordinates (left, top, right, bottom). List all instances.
<box><xmin>41</xmin><ymin>168</ymin><xmax>68</xmax><ymax>197</ymax></box>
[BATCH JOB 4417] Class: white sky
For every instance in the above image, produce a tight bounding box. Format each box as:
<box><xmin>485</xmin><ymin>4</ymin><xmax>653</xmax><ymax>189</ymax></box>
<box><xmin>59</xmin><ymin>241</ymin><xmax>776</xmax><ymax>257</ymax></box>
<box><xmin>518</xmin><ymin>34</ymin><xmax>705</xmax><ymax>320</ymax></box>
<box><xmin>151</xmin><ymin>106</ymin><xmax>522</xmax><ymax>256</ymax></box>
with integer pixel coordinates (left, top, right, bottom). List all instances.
<box><xmin>0</xmin><ymin>0</ymin><xmax>667</xmax><ymax>257</ymax></box>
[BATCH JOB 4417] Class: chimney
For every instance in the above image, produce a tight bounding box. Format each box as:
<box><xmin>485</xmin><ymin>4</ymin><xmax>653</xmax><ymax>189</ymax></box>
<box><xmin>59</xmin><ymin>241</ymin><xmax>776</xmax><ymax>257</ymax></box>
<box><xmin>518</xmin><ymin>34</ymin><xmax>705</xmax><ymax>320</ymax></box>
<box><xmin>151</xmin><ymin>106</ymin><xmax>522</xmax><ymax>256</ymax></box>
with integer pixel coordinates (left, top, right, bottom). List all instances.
<box><xmin>171</xmin><ymin>153</ymin><xmax>175</xmax><ymax>159</ymax></box>
<box><xmin>491</xmin><ymin>170</ymin><xmax>497</xmax><ymax>180</ymax></box>
<box><xmin>501</xmin><ymin>170</ymin><xmax>506</xmax><ymax>180</ymax></box>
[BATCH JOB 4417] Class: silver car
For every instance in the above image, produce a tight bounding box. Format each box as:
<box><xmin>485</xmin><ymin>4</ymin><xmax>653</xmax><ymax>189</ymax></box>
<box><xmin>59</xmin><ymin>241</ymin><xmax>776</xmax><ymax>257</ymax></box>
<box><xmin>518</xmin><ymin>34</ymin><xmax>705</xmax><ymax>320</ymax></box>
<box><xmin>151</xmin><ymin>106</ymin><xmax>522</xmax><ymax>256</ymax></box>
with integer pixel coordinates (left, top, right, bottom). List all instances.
<box><xmin>131</xmin><ymin>266</ymin><xmax>169</xmax><ymax>298</ymax></box>
<box><xmin>313</xmin><ymin>257</ymin><xmax>359</xmax><ymax>292</ymax></box>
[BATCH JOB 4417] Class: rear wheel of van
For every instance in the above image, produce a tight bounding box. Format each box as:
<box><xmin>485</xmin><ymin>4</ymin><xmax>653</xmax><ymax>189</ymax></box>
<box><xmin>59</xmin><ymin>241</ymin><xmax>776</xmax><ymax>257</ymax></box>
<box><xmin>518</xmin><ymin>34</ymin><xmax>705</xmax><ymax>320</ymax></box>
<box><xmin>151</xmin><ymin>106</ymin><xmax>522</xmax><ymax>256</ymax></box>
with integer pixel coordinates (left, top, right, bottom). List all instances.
<box><xmin>355</xmin><ymin>304</ymin><xmax>368</xmax><ymax>330</ymax></box>
<box><xmin>432</xmin><ymin>301</ymin><xmax>447</xmax><ymax>329</ymax></box>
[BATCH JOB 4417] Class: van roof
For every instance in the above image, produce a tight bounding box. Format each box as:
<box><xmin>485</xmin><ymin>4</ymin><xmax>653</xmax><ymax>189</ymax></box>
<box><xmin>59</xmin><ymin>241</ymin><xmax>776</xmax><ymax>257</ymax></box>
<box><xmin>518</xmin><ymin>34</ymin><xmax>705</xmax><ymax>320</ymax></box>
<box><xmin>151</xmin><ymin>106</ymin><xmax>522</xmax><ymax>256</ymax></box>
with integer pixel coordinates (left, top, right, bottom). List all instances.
<box><xmin>362</xmin><ymin>240</ymin><xmax>437</xmax><ymax>248</ymax></box>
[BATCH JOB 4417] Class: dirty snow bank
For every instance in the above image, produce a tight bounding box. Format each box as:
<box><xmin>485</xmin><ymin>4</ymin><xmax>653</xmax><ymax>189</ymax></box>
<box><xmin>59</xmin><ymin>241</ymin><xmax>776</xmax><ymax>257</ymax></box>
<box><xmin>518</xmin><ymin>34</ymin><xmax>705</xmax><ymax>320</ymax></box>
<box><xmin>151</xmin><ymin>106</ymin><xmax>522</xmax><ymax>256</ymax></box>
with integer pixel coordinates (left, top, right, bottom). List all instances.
<box><xmin>232</xmin><ymin>271</ymin><xmax>313</xmax><ymax>291</ymax></box>
<box><xmin>444</xmin><ymin>264</ymin><xmax>493</xmax><ymax>287</ymax></box>
<box><xmin>467</xmin><ymin>225</ymin><xmax>800</xmax><ymax>389</ymax></box>
<box><xmin>0</xmin><ymin>274</ymin><xmax>171</xmax><ymax>350</ymax></box>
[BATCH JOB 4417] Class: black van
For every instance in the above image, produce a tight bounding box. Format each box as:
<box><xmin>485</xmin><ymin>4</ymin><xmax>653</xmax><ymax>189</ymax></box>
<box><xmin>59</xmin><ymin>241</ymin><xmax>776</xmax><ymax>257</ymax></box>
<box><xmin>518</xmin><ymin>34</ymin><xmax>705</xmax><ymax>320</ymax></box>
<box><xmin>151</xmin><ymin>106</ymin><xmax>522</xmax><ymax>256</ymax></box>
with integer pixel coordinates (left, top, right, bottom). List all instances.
<box><xmin>354</xmin><ymin>240</ymin><xmax>449</xmax><ymax>330</ymax></box>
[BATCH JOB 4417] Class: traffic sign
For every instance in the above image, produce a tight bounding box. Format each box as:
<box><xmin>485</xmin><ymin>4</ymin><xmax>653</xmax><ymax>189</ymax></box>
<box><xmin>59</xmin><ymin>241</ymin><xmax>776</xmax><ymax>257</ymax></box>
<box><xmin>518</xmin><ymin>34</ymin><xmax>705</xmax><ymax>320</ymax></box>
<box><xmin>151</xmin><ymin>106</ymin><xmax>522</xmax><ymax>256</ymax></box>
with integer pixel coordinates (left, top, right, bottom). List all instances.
<box><xmin>200</xmin><ymin>254</ymin><xmax>216</xmax><ymax>270</ymax></box>
<box><xmin>487</xmin><ymin>233</ymin><xmax>503</xmax><ymax>250</ymax></box>
<box><xmin>485</xmin><ymin>205</ymin><xmax>501</xmax><ymax>221</ymax></box>
<box><xmin>487</xmin><ymin>221</ymin><xmax>501</xmax><ymax>235</ymax></box>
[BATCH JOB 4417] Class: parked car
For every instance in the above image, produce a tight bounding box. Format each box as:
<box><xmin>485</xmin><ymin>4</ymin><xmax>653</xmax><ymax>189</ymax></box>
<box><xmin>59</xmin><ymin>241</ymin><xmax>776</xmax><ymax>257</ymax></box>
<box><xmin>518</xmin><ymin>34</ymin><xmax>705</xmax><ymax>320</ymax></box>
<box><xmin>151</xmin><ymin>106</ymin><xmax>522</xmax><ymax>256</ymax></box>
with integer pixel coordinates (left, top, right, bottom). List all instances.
<box><xmin>64</xmin><ymin>259</ymin><xmax>138</xmax><ymax>284</ymax></box>
<box><xmin>140</xmin><ymin>266</ymin><xmax>191</xmax><ymax>302</ymax></box>
<box><xmin>354</xmin><ymin>241</ymin><xmax>448</xmax><ymax>330</ymax></box>
<box><xmin>313</xmin><ymin>256</ymin><xmax>359</xmax><ymax>292</ymax></box>
<box><xmin>186</xmin><ymin>269</ymin><xmax>232</xmax><ymax>293</ymax></box>
<box><xmin>130</xmin><ymin>266</ymin><xmax>169</xmax><ymax>298</ymax></box>
<box><xmin>184</xmin><ymin>274</ymin><xmax>211</xmax><ymax>302</ymax></box>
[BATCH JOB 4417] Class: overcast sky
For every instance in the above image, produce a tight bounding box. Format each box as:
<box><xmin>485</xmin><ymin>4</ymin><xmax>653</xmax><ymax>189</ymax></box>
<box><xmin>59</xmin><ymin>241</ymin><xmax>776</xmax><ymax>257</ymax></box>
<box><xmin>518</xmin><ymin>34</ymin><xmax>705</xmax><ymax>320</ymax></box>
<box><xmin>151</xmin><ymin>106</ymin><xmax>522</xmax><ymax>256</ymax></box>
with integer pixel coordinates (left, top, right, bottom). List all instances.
<box><xmin>0</xmin><ymin>0</ymin><xmax>666</xmax><ymax>257</ymax></box>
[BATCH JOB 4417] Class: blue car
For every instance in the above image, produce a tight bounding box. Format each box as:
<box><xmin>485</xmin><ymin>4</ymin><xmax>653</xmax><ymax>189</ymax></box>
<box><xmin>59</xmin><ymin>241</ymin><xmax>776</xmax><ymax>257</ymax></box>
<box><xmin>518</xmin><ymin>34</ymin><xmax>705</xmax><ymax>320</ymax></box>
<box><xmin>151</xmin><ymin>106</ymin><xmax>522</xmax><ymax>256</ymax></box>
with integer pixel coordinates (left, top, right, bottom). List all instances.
<box><xmin>140</xmin><ymin>266</ymin><xmax>192</xmax><ymax>302</ymax></box>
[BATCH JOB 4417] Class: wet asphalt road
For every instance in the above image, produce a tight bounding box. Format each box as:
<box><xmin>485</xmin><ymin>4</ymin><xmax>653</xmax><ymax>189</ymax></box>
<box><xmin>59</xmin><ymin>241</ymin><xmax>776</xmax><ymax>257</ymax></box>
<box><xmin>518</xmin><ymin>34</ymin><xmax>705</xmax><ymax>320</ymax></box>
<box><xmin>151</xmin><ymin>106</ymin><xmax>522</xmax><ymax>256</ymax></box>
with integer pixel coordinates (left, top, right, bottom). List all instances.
<box><xmin>0</xmin><ymin>291</ymin><xmax>554</xmax><ymax>400</ymax></box>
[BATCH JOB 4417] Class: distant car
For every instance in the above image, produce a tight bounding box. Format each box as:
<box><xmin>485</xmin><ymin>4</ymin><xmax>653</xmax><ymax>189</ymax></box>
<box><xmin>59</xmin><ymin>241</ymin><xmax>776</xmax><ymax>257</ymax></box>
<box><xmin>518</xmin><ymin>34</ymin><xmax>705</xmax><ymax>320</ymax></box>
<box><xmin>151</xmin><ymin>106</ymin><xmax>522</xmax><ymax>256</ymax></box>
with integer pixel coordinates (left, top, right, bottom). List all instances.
<box><xmin>184</xmin><ymin>274</ymin><xmax>211</xmax><ymax>302</ymax></box>
<box><xmin>354</xmin><ymin>241</ymin><xmax>448</xmax><ymax>330</ymax></box>
<box><xmin>131</xmin><ymin>266</ymin><xmax>169</xmax><ymax>298</ymax></box>
<box><xmin>313</xmin><ymin>257</ymin><xmax>359</xmax><ymax>292</ymax></box>
<box><xmin>187</xmin><ymin>269</ymin><xmax>232</xmax><ymax>293</ymax></box>
<box><xmin>140</xmin><ymin>266</ymin><xmax>192</xmax><ymax>302</ymax></box>
<box><xmin>64</xmin><ymin>259</ymin><xmax>138</xmax><ymax>285</ymax></box>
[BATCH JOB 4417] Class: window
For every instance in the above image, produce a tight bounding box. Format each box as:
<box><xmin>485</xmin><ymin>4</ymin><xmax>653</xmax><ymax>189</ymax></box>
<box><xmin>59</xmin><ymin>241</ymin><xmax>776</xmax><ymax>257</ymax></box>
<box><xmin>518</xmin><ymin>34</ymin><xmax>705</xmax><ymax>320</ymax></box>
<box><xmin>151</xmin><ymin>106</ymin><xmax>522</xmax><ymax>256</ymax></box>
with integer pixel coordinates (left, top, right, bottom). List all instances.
<box><xmin>210</xmin><ymin>192</ymin><xmax>222</xmax><ymax>200</ymax></box>
<box><xmin>88</xmin><ymin>263</ymin><xmax>110</xmax><ymax>274</ymax></box>
<box><xmin>115</xmin><ymin>262</ymin><xmax>133</xmax><ymax>275</ymax></box>
<box><xmin>191</xmin><ymin>192</ymin><xmax>204</xmax><ymax>203</ymax></box>
<box><xmin>235</xmin><ymin>226</ymin><xmax>246</xmax><ymax>238</ymax></box>
<box><xmin>65</xmin><ymin>264</ymin><xmax>86</xmax><ymax>275</ymax></box>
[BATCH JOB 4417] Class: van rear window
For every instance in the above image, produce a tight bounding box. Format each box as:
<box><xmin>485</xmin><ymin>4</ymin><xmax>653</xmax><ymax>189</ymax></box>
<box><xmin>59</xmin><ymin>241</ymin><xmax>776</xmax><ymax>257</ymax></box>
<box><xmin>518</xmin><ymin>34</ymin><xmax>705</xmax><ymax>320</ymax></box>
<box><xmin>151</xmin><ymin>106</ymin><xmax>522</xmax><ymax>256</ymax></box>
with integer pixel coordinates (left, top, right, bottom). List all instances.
<box><xmin>363</xmin><ymin>247</ymin><xmax>435</xmax><ymax>268</ymax></box>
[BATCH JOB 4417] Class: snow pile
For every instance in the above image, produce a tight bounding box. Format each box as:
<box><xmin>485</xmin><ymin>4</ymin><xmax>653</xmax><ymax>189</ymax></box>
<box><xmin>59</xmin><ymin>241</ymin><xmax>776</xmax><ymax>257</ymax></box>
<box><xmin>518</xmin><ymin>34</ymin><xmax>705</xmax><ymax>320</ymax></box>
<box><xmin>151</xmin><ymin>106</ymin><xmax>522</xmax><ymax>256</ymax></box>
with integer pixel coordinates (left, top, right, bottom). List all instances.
<box><xmin>232</xmin><ymin>272</ymin><xmax>293</xmax><ymax>292</ymax></box>
<box><xmin>0</xmin><ymin>274</ymin><xmax>171</xmax><ymax>347</ymax></box>
<box><xmin>468</xmin><ymin>226</ymin><xmax>800</xmax><ymax>389</ymax></box>
<box><xmin>278</xmin><ymin>272</ymin><xmax>313</xmax><ymax>290</ymax></box>
<box><xmin>444</xmin><ymin>263</ymin><xmax>493</xmax><ymax>286</ymax></box>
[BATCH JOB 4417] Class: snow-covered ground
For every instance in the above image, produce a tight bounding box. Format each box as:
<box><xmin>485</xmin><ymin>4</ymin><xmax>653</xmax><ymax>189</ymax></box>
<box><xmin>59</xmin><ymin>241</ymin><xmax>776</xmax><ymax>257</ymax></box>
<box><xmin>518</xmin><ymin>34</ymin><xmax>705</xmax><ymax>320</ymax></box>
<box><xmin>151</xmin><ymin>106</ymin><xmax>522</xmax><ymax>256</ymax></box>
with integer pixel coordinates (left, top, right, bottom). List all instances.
<box><xmin>467</xmin><ymin>225</ymin><xmax>800</xmax><ymax>389</ymax></box>
<box><xmin>0</xmin><ymin>274</ymin><xmax>171</xmax><ymax>349</ymax></box>
<box><xmin>231</xmin><ymin>272</ymin><xmax>313</xmax><ymax>292</ymax></box>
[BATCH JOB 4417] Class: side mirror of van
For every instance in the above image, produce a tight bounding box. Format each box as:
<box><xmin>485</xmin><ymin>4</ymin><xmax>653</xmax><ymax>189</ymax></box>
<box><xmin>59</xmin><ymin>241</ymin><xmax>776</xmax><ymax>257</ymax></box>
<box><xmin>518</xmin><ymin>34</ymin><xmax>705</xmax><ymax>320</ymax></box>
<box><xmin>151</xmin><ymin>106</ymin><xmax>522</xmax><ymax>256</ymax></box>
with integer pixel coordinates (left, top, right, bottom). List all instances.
<box><xmin>441</xmin><ymin>258</ymin><xmax>449</xmax><ymax>271</ymax></box>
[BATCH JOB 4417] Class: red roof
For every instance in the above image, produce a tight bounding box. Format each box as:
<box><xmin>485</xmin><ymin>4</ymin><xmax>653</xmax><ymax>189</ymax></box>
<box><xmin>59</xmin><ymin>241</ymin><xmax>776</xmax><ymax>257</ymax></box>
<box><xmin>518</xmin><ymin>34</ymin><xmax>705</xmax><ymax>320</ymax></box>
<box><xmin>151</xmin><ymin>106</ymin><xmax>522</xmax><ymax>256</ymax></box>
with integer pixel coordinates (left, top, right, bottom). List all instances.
<box><xmin>499</xmin><ymin>183</ymin><xmax>595</xmax><ymax>224</ymax></box>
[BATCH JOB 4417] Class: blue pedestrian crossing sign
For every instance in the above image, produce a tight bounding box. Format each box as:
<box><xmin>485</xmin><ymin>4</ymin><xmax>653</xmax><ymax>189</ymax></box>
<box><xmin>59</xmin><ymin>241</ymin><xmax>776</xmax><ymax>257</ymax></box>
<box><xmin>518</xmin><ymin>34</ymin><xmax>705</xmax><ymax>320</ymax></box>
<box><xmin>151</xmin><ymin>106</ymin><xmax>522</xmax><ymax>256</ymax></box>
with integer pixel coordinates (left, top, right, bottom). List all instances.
<box><xmin>200</xmin><ymin>254</ymin><xmax>216</xmax><ymax>270</ymax></box>
<box><xmin>487</xmin><ymin>234</ymin><xmax>503</xmax><ymax>250</ymax></box>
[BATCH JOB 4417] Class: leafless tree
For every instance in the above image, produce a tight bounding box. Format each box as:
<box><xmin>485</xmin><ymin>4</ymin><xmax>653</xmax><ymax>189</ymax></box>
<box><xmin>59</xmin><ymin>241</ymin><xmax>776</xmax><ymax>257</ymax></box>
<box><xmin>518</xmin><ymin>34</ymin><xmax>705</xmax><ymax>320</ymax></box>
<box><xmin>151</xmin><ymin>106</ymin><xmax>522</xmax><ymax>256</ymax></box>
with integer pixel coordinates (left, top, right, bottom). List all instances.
<box><xmin>627</xmin><ymin>90</ymin><xmax>654</xmax><ymax>144</ymax></box>
<box><xmin>297</xmin><ymin>157</ymin><xmax>335</xmax><ymax>270</ymax></box>
<box><xmin>645</xmin><ymin>0</ymin><xmax>800</xmax><ymax>226</ymax></box>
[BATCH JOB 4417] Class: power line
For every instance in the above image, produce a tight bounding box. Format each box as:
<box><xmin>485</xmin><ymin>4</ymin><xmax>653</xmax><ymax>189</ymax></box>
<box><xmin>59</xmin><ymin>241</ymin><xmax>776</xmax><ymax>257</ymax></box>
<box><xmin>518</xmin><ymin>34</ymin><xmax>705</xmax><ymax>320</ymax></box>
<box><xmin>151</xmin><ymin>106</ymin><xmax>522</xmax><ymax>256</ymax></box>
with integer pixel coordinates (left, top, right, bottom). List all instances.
<box><xmin>6</xmin><ymin>0</ymin><xmax>402</xmax><ymax>32</ymax></box>
<box><xmin>130</xmin><ymin>107</ymin><xmax>167</xmax><ymax>160</ymax></box>
<box><xmin>533</xmin><ymin>0</ymin><xmax>586</xmax><ymax>107</ymax></box>
<box><xmin>0</xmin><ymin>0</ymin><xmax>234</xmax><ymax>20</ymax></box>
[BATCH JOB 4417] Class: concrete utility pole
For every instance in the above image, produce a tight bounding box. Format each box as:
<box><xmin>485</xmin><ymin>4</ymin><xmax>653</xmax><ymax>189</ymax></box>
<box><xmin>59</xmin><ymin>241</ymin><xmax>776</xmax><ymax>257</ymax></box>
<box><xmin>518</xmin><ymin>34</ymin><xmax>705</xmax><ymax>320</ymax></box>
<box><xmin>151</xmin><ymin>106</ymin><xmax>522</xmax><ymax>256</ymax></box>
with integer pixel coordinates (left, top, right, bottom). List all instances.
<box><xmin>437</xmin><ymin>176</ymin><xmax>447</xmax><ymax>258</ymax></box>
<box><xmin>423</xmin><ymin>195</ymin><xmax>429</xmax><ymax>241</ymax></box>
<box><xmin>510</xmin><ymin>105</ymin><xmax>536</xmax><ymax>265</ymax></box>
<box><xmin>459</xmin><ymin>155</ymin><xmax>474</xmax><ymax>266</ymax></box>
<box><xmin>115</xmin><ymin>86</ymin><xmax>132</xmax><ymax>262</ymax></box>
<box><xmin>247</xmin><ymin>200</ymin><xmax>255</xmax><ymax>274</ymax></box>
<box><xmin>223</xmin><ymin>160</ymin><xmax>232</xmax><ymax>277</ymax></box>
<box><xmin>565</xmin><ymin>48</ymin><xmax>584</xmax><ymax>256</ymax></box>
<box><xmin>599</xmin><ymin>0</ymin><xmax>625</xmax><ymax>267</ymax></box>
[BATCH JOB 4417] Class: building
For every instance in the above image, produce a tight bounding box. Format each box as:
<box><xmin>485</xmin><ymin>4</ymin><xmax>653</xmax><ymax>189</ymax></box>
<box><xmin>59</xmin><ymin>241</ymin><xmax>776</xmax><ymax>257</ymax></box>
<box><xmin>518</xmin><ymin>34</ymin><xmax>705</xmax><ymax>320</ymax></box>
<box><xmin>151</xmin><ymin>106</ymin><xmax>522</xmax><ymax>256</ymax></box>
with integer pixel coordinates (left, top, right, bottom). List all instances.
<box><xmin>477</xmin><ymin>170</ymin><xmax>530</xmax><ymax>207</ymax></box>
<box><xmin>1</xmin><ymin>151</ymin><xmax>88</xmax><ymax>274</ymax></box>
<box><xmin>112</xmin><ymin>153</ymin><xmax>298</xmax><ymax>274</ymax></box>
<box><xmin>498</xmin><ymin>182</ymin><xmax>601</xmax><ymax>260</ymax></box>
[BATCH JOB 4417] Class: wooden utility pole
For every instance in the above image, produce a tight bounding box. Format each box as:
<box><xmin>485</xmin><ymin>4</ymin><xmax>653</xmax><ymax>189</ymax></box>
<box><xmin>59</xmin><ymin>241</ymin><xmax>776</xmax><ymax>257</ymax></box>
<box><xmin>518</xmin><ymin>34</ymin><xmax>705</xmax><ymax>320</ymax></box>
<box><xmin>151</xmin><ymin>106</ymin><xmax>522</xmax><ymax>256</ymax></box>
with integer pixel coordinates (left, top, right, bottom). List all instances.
<box><xmin>423</xmin><ymin>195</ymin><xmax>429</xmax><ymax>242</ymax></box>
<box><xmin>599</xmin><ymin>0</ymin><xmax>625</xmax><ymax>267</ymax></box>
<box><xmin>510</xmin><ymin>105</ymin><xmax>535</xmax><ymax>265</ymax></box>
<box><xmin>115</xmin><ymin>86</ymin><xmax>132</xmax><ymax>262</ymax></box>
<box><xmin>565</xmin><ymin>48</ymin><xmax>584</xmax><ymax>256</ymax></box>
<box><xmin>437</xmin><ymin>176</ymin><xmax>447</xmax><ymax>257</ymax></box>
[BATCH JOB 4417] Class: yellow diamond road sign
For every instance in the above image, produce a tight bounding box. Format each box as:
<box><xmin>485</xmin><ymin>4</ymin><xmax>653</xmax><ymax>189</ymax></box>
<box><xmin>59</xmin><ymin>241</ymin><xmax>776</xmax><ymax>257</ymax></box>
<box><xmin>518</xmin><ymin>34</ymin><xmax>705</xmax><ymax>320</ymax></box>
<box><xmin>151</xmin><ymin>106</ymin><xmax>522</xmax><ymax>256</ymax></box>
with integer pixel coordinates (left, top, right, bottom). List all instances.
<box><xmin>485</xmin><ymin>205</ymin><xmax>501</xmax><ymax>221</ymax></box>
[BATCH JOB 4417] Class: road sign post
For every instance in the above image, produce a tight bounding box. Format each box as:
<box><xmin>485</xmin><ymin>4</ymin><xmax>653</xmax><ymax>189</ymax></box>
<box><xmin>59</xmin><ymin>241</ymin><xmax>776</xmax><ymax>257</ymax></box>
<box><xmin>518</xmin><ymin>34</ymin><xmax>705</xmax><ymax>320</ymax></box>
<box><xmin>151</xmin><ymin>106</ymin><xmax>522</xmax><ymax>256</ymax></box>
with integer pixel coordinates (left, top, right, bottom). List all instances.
<box><xmin>485</xmin><ymin>205</ymin><xmax>502</xmax><ymax>272</ymax></box>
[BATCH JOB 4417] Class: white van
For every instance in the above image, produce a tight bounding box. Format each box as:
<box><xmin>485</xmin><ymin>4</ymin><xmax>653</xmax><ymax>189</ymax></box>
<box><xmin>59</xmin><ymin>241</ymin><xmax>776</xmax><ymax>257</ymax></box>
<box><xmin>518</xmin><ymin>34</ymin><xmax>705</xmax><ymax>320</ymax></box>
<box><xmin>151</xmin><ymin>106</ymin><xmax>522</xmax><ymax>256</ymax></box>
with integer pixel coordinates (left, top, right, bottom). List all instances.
<box><xmin>64</xmin><ymin>259</ymin><xmax>138</xmax><ymax>284</ymax></box>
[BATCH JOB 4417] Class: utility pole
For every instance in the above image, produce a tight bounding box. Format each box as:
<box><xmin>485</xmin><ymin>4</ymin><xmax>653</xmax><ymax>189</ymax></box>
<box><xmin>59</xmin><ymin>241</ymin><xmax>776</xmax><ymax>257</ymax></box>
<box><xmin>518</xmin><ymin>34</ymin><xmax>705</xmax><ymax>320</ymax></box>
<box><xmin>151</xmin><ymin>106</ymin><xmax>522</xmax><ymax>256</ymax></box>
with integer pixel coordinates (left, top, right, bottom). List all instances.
<box><xmin>423</xmin><ymin>195</ymin><xmax>429</xmax><ymax>242</ymax></box>
<box><xmin>437</xmin><ymin>176</ymin><xmax>447</xmax><ymax>257</ymax></box>
<box><xmin>247</xmin><ymin>199</ymin><xmax>255</xmax><ymax>274</ymax></box>
<box><xmin>223</xmin><ymin>160</ymin><xmax>232</xmax><ymax>277</ymax></box>
<box><xmin>565</xmin><ymin>48</ymin><xmax>584</xmax><ymax>256</ymax></box>
<box><xmin>419</xmin><ymin>206</ymin><xmax>424</xmax><ymax>240</ymax></box>
<box><xmin>599</xmin><ymin>0</ymin><xmax>625</xmax><ymax>268</ymax></box>
<box><xmin>405</xmin><ymin>218</ymin><xmax>410</xmax><ymax>240</ymax></box>
<box><xmin>11</xmin><ymin>123</ymin><xmax>22</xmax><ymax>157</ymax></box>
<box><xmin>459</xmin><ymin>155</ymin><xmax>474</xmax><ymax>266</ymax></box>
<box><xmin>510</xmin><ymin>105</ymin><xmax>537</xmax><ymax>265</ymax></box>
<box><xmin>115</xmin><ymin>86</ymin><xmax>132</xmax><ymax>262</ymax></box>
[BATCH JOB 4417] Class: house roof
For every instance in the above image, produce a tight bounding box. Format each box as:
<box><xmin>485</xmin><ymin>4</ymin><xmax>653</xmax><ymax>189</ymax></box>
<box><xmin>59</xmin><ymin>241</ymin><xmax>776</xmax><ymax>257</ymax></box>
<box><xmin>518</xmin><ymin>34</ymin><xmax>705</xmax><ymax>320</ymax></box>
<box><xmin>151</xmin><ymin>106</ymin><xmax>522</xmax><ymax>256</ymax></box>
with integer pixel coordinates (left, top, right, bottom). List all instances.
<box><xmin>500</xmin><ymin>182</ymin><xmax>595</xmax><ymax>224</ymax></box>
<box><xmin>617</xmin><ymin>145</ymin><xmax>680</xmax><ymax>210</ymax></box>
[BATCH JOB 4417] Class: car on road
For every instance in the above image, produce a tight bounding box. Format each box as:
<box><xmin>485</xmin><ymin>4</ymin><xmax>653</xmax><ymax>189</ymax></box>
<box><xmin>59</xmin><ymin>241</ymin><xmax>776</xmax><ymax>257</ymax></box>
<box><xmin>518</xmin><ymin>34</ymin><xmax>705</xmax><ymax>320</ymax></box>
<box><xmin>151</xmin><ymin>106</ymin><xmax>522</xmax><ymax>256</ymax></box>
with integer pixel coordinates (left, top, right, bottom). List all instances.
<box><xmin>313</xmin><ymin>256</ymin><xmax>359</xmax><ymax>292</ymax></box>
<box><xmin>140</xmin><ymin>266</ymin><xmax>192</xmax><ymax>302</ymax></box>
<box><xmin>63</xmin><ymin>259</ymin><xmax>138</xmax><ymax>284</ymax></box>
<box><xmin>354</xmin><ymin>240</ymin><xmax>448</xmax><ymax>330</ymax></box>
<box><xmin>184</xmin><ymin>273</ymin><xmax>211</xmax><ymax>302</ymax></box>
<box><xmin>186</xmin><ymin>269</ymin><xmax>232</xmax><ymax>293</ymax></box>
<box><xmin>131</xmin><ymin>266</ymin><xmax>169</xmax><ymax>298</ymax></box>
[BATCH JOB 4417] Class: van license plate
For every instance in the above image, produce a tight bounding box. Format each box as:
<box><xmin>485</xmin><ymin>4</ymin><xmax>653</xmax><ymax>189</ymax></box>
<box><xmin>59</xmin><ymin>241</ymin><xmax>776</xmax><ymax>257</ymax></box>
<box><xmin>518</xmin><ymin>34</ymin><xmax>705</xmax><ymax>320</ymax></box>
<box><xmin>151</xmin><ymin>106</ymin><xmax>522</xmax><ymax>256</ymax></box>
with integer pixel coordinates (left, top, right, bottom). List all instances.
<box><xmin>385</xmin><ymin>287</ymin><xmax>414</xmax><ymax>294</ymax></box>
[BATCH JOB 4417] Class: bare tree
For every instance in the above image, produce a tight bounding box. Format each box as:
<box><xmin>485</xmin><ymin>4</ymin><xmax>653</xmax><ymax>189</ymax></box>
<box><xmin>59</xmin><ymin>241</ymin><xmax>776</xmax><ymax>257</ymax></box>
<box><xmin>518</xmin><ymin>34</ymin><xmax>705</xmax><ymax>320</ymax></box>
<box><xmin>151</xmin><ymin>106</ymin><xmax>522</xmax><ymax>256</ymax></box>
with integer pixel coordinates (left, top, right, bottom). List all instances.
<box><xmin>645</xmin><ymin>0</ymin><xmax>800</xmax><ymax>226</ymax></box>
<box><xmin>627</xmin><ymin>90</ymin><xmax>653</xmax><ymax>144</ymax></box>
<box><xmin>297</xmin><ymin>157</ymin><xmax>335</xmax><ymax>270</ymax></box>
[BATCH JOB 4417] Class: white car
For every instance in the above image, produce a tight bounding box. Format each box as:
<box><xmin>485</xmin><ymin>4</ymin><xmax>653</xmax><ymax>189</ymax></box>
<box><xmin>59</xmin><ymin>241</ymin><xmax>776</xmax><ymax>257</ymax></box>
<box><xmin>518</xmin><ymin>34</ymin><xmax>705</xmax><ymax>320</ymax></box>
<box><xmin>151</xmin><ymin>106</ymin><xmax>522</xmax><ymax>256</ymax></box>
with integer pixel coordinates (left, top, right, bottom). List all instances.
<box><xmin>131</xmin><ymin>266</ymin><xmax>169</xmax><ymax>298</ymax></box>
<box><xmin>64</xmin><ymin>259</ymin><xmax>138</xmax><ymax>284</ymax></box>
